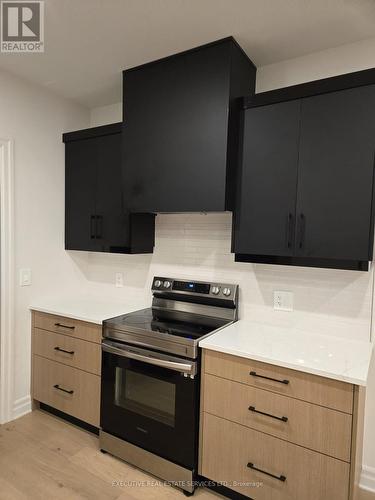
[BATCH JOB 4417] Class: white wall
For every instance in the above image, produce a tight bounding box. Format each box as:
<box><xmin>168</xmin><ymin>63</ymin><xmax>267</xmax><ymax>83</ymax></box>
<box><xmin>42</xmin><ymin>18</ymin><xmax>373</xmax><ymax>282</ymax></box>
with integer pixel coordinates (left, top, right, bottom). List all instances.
<box><xmin>90</xmin><ymin>103</ymin><xmax>122</xmax><ymax>127</ymax></box>
<box><xmin>86</xmin><ymin>36</ymin><xmax>375</xmax><ymax>490</ymax></box>
<box><xmin>0</xmin><ymin>69</ymin><xmax>90</xmax><ymax>417</ymax></box>
<box><xmin>73</xmin><ymin>213</ymin><xmax>374</xmax><ymax>342</ymax></box>
<box><xmin>256</xmin><ymin>36</ymin><xmax>375</xmax><ymax>93</ymax></box>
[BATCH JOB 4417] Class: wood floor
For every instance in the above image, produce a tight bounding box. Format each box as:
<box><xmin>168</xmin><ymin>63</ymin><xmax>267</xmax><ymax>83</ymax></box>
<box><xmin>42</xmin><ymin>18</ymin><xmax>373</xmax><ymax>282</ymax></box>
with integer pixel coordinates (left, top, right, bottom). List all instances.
<box><xmin>0</xmin><ymin>410</ymin><xmax>221</xmax><ymax>500</ymax></box>
<box><xmin>0</xmin><ymin>410</ymin><xmax>374</xmax><ymax>500</ymax></box>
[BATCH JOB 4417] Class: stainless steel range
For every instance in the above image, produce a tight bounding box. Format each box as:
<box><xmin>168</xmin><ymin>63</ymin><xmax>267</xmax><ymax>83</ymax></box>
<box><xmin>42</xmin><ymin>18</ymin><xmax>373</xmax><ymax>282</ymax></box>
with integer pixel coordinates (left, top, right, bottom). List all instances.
<box><xmin>100</xmin><ymin>276</ymin><xmax>238</xmax><ymax>494</ymax></box>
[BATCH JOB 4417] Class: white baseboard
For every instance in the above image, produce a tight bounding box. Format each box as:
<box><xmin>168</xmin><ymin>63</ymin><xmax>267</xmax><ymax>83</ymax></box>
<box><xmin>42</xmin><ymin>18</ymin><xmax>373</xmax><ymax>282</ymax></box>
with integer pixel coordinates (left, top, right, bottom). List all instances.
<box><xmin>12</xmin><ymin>395</ymin><xmax>32</xmax><ymax>420</ymax></box>
<box><xmin>361</xmin><ymin>466</ymin><xmax>375</xmax><ymax>493</ymax></box>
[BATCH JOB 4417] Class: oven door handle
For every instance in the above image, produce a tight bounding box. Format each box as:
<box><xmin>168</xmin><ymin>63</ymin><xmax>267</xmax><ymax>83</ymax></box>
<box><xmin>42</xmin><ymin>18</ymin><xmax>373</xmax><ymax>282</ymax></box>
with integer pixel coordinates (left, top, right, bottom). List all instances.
<box><xmin>102</xmin><ymin>342</ymin><xmax>196</xmax><ymax>376</ymax></box>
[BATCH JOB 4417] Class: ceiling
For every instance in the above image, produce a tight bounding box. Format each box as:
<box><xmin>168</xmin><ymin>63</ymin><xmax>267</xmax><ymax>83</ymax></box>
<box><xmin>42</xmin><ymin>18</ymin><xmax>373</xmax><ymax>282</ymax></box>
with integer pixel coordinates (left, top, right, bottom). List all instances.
<box><xmin>1</xmin><ymin>0</ymin><xmax>375</xmax><ymax>108</ymax></box>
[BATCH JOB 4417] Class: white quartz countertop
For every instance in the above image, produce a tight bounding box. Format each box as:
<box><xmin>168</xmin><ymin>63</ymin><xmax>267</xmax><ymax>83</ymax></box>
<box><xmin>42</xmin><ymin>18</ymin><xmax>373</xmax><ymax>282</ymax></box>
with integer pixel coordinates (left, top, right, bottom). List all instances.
<box><xmin>199</xmin><ymin>321</ymin><xmax>374</xmax><ymax>386</ymax></box>
<box><xmin>29</xmin><ymin>297</ymin><xmax>146</xmax><ymax>324</ymax></box>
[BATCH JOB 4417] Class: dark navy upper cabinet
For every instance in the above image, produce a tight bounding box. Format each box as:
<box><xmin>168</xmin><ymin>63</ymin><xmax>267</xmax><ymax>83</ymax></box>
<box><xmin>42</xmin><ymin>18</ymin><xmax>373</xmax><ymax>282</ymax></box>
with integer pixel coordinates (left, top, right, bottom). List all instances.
<box><xmin>233</xmin><ymin>100</ymin><xmax>301</xmax><ymax>257</ymax></box>
<box><xmin>123</xmin><ymin>37</ymin><xmax>256</xmax><ymax>213</ymax></box>
<box><xmin>295</xmin><ymin>86</ymin><xmax>375</xmax><ymax>262</ymax></box>
<box><xmin>234</xmin><ymin>84</ymin><xmax>375</xmax><ymax>271</ymax></box>
<box><xmin>64</xmin><ymin>133</ymin><xmax>99</xmax><ymax>252</ymax></box>
<box><xmin>64</xmin><ymin>123</ymin><xmax>155</xmax><ymax>254</ymax></box>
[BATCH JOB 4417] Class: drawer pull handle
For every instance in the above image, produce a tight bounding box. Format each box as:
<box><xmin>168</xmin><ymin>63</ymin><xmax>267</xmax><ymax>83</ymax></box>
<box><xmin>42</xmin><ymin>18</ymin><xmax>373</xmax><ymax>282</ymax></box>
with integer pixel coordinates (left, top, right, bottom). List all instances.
<box><xmin>249</xmin><ymin>406</ymin><xmax>288</xmax><ymax>422</ymax></box>
<box><xmin>53</xmin><ymin>384</ymin><xmax>74</xmax><ymax>395</ymax></box>
<box><xmin>247</xmin><ymin>462</ymin><xmax>286</xmax><ymax>482</ymax></box>
<box><xmin>54</xmin><ymin>323</ymin><xmax>75</xmax><ymax>330</ymax></box>
<box><xmin>249</xmin><ymin>371</ymin><xmax>289</xmax><ymax>385</ymax></box>
<box><xmin>54</xmin><ymin>346</ymin><xmax>75</xmax><ymax>355</ymax></box>
<box><xmin>286</xmin><ymin>213</ymin><xmax>294</xmax><ymax>249</ymax></box>
<box><xmin>299</xmin><ymin>213</ymin><xmax>306</xmax><ymax>249</ymax></box>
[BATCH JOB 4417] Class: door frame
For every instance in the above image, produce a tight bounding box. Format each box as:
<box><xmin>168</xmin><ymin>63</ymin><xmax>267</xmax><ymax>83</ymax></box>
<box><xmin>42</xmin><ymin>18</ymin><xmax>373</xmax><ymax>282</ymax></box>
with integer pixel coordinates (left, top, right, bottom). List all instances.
<box><xmin>0</xmin><ymin>138</ymin><xmax>15</xmax><ymax>424</ymax></box>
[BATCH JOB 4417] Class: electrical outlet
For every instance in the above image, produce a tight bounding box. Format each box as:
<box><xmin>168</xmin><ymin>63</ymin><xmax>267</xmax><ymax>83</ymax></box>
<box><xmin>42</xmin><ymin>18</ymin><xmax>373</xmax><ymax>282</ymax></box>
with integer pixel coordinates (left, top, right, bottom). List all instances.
<box><xmin>115</xmin><ymin>272</ymin><xmax>124</xmax><ymax>288</ymax></box>
<box><xmin>20</xmin><ymin>268</ymin><xmax>32</xmax><ymax>287</ymax></box>
<box><xmin>274</xmin><ymin>290</ymin><xmax>293</xmax><ymax>311</ymax></box>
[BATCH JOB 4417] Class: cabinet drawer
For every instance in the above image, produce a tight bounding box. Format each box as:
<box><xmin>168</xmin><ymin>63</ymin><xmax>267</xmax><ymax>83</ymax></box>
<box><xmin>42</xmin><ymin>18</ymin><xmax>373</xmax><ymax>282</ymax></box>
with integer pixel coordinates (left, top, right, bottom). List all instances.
<box><xmin>33</xmin><ymin>355</ymin><xmax>100</xmax><ymax>427</ymax></box>
<box><xmin>33</xmin><ymin>312</ymin><xmax>102</xmax><ymax>344</ymax></box>
<box><xmin>203</xmin><ymin>350</ymin><xmax>353</xmax><ymax>413</ymax></box>
<box><xmin>203</xmin><ymin>374</ymin><xmax>352</xmax><ymax>461</ymax></box>
<box><xmin>33</xmin><ymin>328</ymin><xmax>101</xmax><ymax>375</ymax></box>
<box><xmin>201</xmin><ymin>413</ymin><xmax>349</xmax><ymax>500</ymax></box>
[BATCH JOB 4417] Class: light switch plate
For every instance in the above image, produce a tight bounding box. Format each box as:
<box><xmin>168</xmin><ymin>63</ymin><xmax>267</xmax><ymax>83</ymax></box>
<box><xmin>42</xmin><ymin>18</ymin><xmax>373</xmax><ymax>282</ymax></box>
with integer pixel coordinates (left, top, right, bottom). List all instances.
<box><xmin>274</xmin><ymin>290</ymin><xmax>293</xmax><ymax>311</ymax></box>
<box><xmin>20</xmin><ymin>268</ymin><xmax>32</xmax><ymax>287</ymax></box>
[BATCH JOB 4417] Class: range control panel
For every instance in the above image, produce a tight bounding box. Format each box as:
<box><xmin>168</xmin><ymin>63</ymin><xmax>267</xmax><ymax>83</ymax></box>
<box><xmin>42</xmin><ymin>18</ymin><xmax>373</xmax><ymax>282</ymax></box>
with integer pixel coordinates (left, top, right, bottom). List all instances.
<box><xmin>152</xmin><ymin>277</ymin><xmax>236</xmax><ymax>299</ymax></box>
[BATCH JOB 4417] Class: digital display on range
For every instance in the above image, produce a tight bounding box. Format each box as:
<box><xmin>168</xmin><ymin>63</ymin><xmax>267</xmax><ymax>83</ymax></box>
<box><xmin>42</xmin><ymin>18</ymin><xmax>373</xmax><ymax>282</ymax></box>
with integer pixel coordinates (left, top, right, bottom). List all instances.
<box><xmin>172</xmin><ymin>280</ymin><xmax>210</xmax><ymax>294</ymax></box>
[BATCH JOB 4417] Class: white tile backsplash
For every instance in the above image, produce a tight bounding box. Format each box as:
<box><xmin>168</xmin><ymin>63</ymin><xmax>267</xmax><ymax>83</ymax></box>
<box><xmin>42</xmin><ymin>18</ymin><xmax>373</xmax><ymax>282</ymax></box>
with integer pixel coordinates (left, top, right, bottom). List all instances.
<box><xmin>73</xmin><ymin>212</ymin><xmax>373</xmax><ymax>342</ymax></box>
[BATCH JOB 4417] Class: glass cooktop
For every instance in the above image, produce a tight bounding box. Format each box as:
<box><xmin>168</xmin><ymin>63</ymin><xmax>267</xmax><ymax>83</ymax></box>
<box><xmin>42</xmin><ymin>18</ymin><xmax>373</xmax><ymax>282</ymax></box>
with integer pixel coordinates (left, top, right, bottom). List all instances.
<box><xmin>104</xmin><ymin>308</ymin><xmax>230</xmax><ymax>341</ymax></box>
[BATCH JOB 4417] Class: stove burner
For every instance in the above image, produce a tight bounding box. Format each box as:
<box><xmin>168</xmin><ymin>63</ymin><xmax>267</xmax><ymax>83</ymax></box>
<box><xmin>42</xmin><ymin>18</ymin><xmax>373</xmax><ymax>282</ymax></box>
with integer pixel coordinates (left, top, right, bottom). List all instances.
<box><xmin>107</xmin><ymin>308</ymin><xmax>222</xmax><ymax>340</ymax></box>
<box><xmin>103</xmin><ymin>277</ymin><xmax>238</xmax><ymax>359</ymax></box>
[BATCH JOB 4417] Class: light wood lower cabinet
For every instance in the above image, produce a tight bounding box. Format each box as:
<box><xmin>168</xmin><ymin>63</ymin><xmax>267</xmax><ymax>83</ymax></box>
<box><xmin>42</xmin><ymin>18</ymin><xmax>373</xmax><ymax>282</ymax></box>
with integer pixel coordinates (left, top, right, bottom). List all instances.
<box><xmin>33</xmin><ymin>311</ymin><xmax>101</xmax><ymax>344</ymax></box>
<box><xmin>200</xmin><ymin>350</ymin><xmax>365</xmax><ymax>500</ymax></box>
<box><xmin>33</xmin><ymin>328</ymin><xmax>101</xmax><ymax>375</ymax></box>
<box><xmin>202</xmin><ymin>412</ymin><xmax>349</xmax><ymax>500</ymax></box>
<box><xmin>203</xmin><ymin>373</ymin><xmax>352</xmax><ymax>461</ymax></box>
<box><xmin>31</xmin><ymin>311</ymin><xmax>102</xmax><ymax>428</ymax></box>
<box><xmin>33</xmin><ymin>356</ymin><xmax>100</xmax><ymax>427</ymax></box>
<box><xmin>204</xmin><ymin>350</ymin><xmax>353</xmax><ymax>413</ymax></box>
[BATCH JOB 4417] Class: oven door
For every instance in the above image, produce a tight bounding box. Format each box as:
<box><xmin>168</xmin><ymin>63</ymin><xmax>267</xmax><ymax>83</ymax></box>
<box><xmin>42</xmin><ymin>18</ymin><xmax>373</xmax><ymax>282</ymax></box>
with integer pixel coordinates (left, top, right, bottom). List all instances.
<box><xmin>101</xmin><ymin>339</ymin><xmax>199</xmax><ymax>470</ymax></box>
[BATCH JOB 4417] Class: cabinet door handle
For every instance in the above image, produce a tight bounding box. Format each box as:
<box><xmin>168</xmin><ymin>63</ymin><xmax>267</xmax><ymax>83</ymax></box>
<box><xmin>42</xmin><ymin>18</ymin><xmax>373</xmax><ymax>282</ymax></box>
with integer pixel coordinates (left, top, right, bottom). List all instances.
<box><xmin>54</xmin><ymin>323</ymin><xmax>75</xmax><ymax>330</ymax></box>
<box><xmin>96</xmin><ymin>215</ymin><xmax>103</xmax><ymax>239</ymax></box>
<box><xmin>53</xmin><ymin>384</ymin><xmax>74</xmax><ymax>395</ymax></box>
<box><xmin>54</xmin><ymin>346</ymin><xmax>75</xmax><ymax>355</ymax></box>
<box><xmin>90</xmin><ymin>215</ymin><xmax>96</xmax><ymax>239</ymax></box>
<box><xmin>298</xmin><ymin>213</ymin><xmax>305</xmax><ymax>249</ymax></box>
<box><xmin>247</xmin><ymin>462</ymin><xmax>286</xmax><ymax>482</ymax></box>
<box><xmin>249</xmin><ymin>405</ymin><xmax>288</xmax><ymax>422</ymax></box>
<box><xmin>249</xmin><ymin>371</ymin><xmax>289</xmax><ymax>385</ymax></box>
<box><xmin>286</xmin><ymin>213</ymin><xmax>294</xmax><ymax>249</ymax></box>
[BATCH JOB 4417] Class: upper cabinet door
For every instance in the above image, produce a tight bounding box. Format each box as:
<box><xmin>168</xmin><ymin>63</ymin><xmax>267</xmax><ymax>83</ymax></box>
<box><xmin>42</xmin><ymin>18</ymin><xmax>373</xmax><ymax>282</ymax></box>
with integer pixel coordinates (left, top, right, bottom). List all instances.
<box><xmin>233</xmin><ymin>100</ymin><xmax>301</xmax><ymax>256</ymax></box>
<box><xmin>295</xmin><ymin>86</ymin><xmax>375</xmax><ymax>261</ymax></box>
<box><xmin>64</xmin><ymin>124</ymin><xmax>155</xmax><ymax>255</ymax></box>
<box><xmin>94</xmin><ymin>132</ymin><xmax>128</xmax><ymax>252</ymax></box>
<box><xmin>123</xmin><ymin>38</ymin><xmax>256</xmax><ymax>213</ymax></box>
<box><xmin>65</xmin><ymin>138</ymin><xmax>98</xmax><ymax>251</ymax></box>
